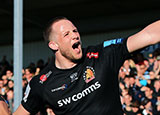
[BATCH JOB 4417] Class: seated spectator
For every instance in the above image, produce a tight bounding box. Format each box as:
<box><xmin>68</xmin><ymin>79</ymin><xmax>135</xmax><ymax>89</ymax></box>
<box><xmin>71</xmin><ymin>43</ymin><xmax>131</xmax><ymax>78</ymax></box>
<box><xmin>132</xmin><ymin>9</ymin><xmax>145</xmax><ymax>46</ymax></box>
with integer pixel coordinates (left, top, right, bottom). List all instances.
<box><xmin>141</xmin><ymin>98</ymin><xmax>153</xmax><ymax>115</ymax></box>
<box><xmin>0</xmin><ymin>78</ymin><xmax>5</xmax><ymax>96</ymax></box>
<box><xmin>153</xmin><ymin>92</ymin><xmax>160</xmax><ymax>115</ymax></box>
<box><xmin>141</xmin><ymin>85</ymin><xmax>157</xmax><ymax>106</ymax></box>
<box><xmin>1</xmin><ymin>75</ymin><xmax>8</xmax><ymax>86</ymax></box>
<box><xmin>24</xmin><ymin>66</ymin><xmax>36</xmax><ymax>82</ymax></box>
<box><xmin>146</xmin><ymin>53</ymin><xmax>155</xmax><ymax>72</ymax></box>
<box><xmin>152</xmin><ymin>79</ymin><xmax>160</xmax><ymax>97</ymax></box>
<box><xmin>153</xmin><ymin>55</ymin><xmax>160</xmax><ymax>73</ymax></box>
<box><xmin>119</xmin><ymin>66</ymin><xmax>127</xmax><ymax>82</ymax></box>
<box><xmin>122</xmin><ymin>94</ymin><xmax>133</xmax><ymax>114</ymax></box>
<box><xmin>6</xmin><ymin>70</ymin><xmax>13</xmax><ymax>80</ymax></box>
<box><xmin>130</xmin><ymin>101</ymin><xmax>143</xmax><ymax>115</ymax></box>
<box><xmin>122</xmin><ymin>60</ymin><xmax>131</xmax><ymax>75</ymax></box>
<box><xmin>123</xmin><ymin>76</ymin><xmax>130</xmax><ymax>89</ymax></box>
<box><xmin>22</xmin><ymin>78</ymin><xmax>28</xmax><ymax>94</ymax></box>
<box><xmin>147</xmin><ymin>71</ymin><xmax>157</xmax><ymax>87</ymax></box>
<box><xmin>7</xmin><ymin>80</ymin><xmax>14</xmax><ymax>90</ymax></box>
<box><xmin>136</xmin><ymin>63</ymin><xmax>148</xmax><ymax>79</ymax></box>
<box><xmin>6</xmin><ymin>88</ymin><xmax>13</xmax><ymax>113</ymax></box>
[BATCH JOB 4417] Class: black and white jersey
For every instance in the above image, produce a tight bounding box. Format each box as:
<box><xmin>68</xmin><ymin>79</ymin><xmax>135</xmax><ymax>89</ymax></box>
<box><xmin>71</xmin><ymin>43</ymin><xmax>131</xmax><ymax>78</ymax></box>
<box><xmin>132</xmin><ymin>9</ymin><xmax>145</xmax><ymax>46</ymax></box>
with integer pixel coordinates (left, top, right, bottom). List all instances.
<box><xmin>21</xmin><ymin>38</ymin><xmax>130</xmax><ymax>115</ymax></box>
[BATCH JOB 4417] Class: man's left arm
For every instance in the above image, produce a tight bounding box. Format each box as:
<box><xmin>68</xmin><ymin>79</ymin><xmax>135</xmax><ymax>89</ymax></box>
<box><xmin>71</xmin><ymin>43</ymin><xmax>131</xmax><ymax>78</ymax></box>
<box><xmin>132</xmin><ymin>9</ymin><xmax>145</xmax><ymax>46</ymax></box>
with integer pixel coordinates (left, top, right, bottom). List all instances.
<box><xmin>127</xmin><ymin>20</ymin><xmax>160</xmax><ymax>53</ymax></box>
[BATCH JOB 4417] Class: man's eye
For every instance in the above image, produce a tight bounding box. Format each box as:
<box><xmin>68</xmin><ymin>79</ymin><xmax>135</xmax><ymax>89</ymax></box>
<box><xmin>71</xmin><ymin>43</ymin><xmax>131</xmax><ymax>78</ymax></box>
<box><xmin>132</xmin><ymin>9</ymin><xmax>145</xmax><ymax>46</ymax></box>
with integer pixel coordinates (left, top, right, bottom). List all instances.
<box><xmin>73</xmin><ymin>29</ymin><xmax>78</xmax><ymax>32</ymax></box>
<box><xmin>64</xmin><ymin>33</ymin><xmax>69</xmax><ymax>37</ymax></box>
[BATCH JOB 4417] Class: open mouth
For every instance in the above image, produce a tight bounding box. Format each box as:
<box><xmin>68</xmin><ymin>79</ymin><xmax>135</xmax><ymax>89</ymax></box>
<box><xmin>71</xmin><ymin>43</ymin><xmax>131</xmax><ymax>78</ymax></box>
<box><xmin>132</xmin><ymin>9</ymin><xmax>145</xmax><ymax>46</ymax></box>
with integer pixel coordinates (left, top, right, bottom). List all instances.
<box><xmin>72</xmin><ymin>41</ymin><xmax>81</xmax><ymax>49</ymax></box>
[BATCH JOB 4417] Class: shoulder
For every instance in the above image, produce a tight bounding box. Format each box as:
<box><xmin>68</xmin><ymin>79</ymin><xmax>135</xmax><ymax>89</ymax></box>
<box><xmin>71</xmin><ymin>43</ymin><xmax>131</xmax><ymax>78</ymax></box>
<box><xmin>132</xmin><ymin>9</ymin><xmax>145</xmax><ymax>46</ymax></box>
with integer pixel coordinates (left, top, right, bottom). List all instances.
<box><xmin>103</xmin><ymin>38</ymin><xmax>126</xmax><ymax>47</ymax></box>
<box><xmin>84</xmin><ymin>38</ymin><xmax>127</xmax><ymax>51</ymax></box>
<box><xmin>84</xmin><ymin>38</ymin><xmax>128</xmax><ymax>55</ymax></box>
<box><xmin>30</xmin><ymin>60</ymin><xmax>54</xmax><ymax>87</ymax></box>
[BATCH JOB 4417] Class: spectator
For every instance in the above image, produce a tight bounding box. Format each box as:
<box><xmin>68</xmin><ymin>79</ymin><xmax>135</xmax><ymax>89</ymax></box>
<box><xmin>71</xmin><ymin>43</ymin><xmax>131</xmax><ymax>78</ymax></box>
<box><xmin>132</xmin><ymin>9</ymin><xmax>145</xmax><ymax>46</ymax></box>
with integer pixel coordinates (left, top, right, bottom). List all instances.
<box><xmin>153</xmin><ymin>93</ymin><xmax>160</xmax><ymax>115</ymax></box>
<box><xmin>141</xmin><ymin>98</ymin><xmax>153</xmax><ymax>115</ymax></box>
<box><xmin>146</xmin><ymin>53</ymin><xmax>155</xmax><ymax>72</ymax></box>
<box><xmin>141</xmin><ymin>86</ymin><xmax>157</xmax><ymax>107</ymax></box>
<box><xmin>130</xmin><ymin>101</ymin><xmax>143</xmax><ymax>115</ymax></box>
<box><xmin>6</xmin><ymin>70</ymin><xmax>13</xmax><ymax>80</ymax></box>
<box><xmin>152</xmin><ymin>79</ymin><xmax>160</xmax><ymax>97</ymax></box>
<box><xmin>0</xmin><ymin>78</ymin><xmax>5</xmax><ymax>96</ymax></box>
<box><xmin>2</xmin><ymin>75</ymin><xmax>8</xmax><ymax>86</ymax></box>
<box><xmin>24</xmin><ymin>66</ymin><xmax>36</xmax><ymax>82</ymax></box>
<box><xmin>122</xmin><ymin>94</ymin><xmax>133</xmax><ymax>114</ymax></box>
<box><xmin>7</xmin><ymin>80</ymin><xmax>14</xmax><ymax>90</ymax></box>
<box><xmin>6</xmin><ymin>88</ymin><xmax>13</xmax><ymax>113</ymax></box>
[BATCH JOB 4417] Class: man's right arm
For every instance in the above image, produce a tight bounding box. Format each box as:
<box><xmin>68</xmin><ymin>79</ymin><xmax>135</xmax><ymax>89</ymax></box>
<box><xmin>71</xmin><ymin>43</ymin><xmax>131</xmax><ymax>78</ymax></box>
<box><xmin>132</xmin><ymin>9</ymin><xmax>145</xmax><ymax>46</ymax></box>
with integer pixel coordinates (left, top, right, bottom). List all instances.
<box><xmin>0</xmin><ymin>94</ymin><xmax>10</xmax><ymax>115</ymax></box>
<box><xmin>0</xmin><ymin>101</ymin><xmax>10</xmax><ymax>115</ymax></box>
<box><xmin>13</xmin><ymin>75</ymin><xmax>41</xmax><ymax>115</ymax></box>
<box><xmin>13</xmin><ymin>104</ymin><xmax>30</xmax><ymax>115</ymax></box>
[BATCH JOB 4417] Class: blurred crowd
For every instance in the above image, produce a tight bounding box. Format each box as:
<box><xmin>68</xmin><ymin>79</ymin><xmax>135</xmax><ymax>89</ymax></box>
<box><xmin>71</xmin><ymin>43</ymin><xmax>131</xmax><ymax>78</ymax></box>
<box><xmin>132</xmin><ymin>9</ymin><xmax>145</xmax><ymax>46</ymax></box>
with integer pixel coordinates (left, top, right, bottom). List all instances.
<box><xmin>119</xmin><ymin>48</ymin><xmax>160</xmax><ymax>115</ymax></box>
<box><xmin>0</xmin><ymin>55</ymin><xmax>52</xmax><ymax>114</ymax></box>
<box><xmin>0</xmin><ymin>48</ymin><xmax>160</xmax><ymax>115</ymax></box>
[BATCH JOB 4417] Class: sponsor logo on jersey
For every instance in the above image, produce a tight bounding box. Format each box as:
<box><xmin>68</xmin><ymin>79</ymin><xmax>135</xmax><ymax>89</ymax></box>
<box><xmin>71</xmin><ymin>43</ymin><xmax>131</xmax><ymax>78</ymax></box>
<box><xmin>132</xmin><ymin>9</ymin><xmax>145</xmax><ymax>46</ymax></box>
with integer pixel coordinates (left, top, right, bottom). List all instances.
<box><xmin>39</xmin><ymin>71</ymin><xmax>52</xmax><ymax>84</ymax></box>
<box><xmin>51</xmin><ymin>84</ymin><xmax>68</xmax><ymax>92</ymax></box>
<box><xmin>70</xmin><ymin>72</ymin><xmax>78</xmax><ymax>82</ymax></box>
<box><xmin>87</xmin><ymin>52</ymin><xmax>99</xmax><ymax>59</ymax></box>
<box><xmin>103</xmin><ymin>38</ymin><xmax>124</xmax><ymax>47</ymax></box>
<box><xmin>83</xmin><ymin>66</ymin><xmax>95</xmax><ymax>83</ymax></box>
<box><xmin>57</xmin><ymin>81</ymin><xmax>101</xmax><ymax>107</ymax></box>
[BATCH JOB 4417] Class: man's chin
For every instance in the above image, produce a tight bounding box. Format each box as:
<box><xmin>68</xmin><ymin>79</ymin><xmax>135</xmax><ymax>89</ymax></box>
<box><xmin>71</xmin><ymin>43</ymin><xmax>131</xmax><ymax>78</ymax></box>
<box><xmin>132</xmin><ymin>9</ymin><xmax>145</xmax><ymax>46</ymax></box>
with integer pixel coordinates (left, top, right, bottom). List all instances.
<box><xmin>71</xmin><ymin>55</ymin><xmax>83</xmax><ymax>63</ymax></box>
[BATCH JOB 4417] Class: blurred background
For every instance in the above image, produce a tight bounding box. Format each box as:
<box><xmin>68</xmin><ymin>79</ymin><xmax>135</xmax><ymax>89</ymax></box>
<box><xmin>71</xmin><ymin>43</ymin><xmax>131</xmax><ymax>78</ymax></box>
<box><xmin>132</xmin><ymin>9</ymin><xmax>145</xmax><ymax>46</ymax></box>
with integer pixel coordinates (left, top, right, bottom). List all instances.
<box><xmin>0</xmin><ymin>0</ymin><xmax>160</xmax><ymax>66</ymax></box>
<box><xmin>0</xmin><ymin>0</ymin><xmax>160</xmax><ymax>114</ymax></box>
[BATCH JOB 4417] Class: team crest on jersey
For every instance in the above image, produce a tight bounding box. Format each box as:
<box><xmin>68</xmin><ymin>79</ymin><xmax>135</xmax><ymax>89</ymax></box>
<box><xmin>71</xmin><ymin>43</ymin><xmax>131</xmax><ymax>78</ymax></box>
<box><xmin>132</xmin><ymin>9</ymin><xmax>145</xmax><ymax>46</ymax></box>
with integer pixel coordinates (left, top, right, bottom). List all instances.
<box><xmin>87</xmin><ymin>52</ymin><xmax>99</xmax><ymax>59</ymax></box>
<box><xmin>39</xmin><ymin>71</ymin><xmax>52</xmax><ymax>84</ymax></box>
<box><xmin>83</xmin><ymin>66</ymin><xmax>95</xmax><ymax>83</ymax></box>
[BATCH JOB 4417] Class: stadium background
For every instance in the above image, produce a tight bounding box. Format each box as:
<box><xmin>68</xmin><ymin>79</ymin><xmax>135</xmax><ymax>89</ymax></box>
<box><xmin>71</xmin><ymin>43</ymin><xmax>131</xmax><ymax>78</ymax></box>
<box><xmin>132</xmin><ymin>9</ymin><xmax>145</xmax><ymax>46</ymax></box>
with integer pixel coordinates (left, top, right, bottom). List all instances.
<box><xmin>0</xmin><ymin>0</ymin><xmax>160</xmax><ymax>67</ymax></box>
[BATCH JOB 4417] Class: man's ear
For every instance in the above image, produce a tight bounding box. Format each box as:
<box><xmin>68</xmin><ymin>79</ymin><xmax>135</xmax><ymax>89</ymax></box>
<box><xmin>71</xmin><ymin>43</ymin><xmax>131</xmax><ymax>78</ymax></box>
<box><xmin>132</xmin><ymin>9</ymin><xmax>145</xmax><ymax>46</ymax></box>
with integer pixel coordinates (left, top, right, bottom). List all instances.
<box><xmin>48</xmin><ymin>41</ymin><xmax>58</xmax><ymax>51</ymax></box>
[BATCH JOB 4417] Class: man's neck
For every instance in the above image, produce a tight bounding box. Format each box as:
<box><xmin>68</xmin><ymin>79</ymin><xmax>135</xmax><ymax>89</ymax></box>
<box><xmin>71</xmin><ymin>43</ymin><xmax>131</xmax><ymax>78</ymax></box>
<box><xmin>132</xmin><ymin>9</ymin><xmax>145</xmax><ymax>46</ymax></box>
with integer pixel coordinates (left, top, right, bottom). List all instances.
<box><xmin>56</xmin><ymin>60</ymin><xmax>77</xmax><ymax>69</ymax></box>
<box><xmin>55</xmin><ymin>57</ymin><xmax>77</xmax><ymax>69</ymax></box>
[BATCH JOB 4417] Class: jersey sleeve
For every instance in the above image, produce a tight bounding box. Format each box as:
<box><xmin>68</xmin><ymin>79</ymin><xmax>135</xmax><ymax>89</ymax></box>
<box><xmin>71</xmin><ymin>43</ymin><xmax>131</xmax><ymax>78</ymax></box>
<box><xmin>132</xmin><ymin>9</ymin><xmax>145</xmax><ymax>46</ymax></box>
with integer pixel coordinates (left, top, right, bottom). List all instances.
<box><xmin>21</xmin><ymin>77</ymin><xmax>43</xmax><ymax>114</ymax></box>
<box><xmin>102</xmin><ymin>37</ymin><xmax>130</xmax><ymax>72</ymax></box>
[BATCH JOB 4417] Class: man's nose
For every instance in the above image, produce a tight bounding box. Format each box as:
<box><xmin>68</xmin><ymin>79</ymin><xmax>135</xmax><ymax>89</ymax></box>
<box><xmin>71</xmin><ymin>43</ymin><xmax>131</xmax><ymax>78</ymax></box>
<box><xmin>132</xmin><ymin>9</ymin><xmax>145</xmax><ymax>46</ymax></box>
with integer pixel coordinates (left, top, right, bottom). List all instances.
<box><xmin>70</xmin><ymin>32</ymin><xmax>78</xmax><ymax>40</ymax></box>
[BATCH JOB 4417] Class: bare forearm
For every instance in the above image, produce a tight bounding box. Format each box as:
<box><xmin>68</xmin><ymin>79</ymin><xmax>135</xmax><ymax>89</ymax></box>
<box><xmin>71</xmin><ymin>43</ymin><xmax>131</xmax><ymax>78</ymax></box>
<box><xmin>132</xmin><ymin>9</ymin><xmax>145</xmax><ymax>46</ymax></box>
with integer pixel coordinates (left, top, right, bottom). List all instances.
<box><xmin>0</xmin><ymin>101</ymin><xmax>10</xmax><ymax>115</ymax></box>
<box><xmin>127</xmin><ymin>20</ymin><xmax>160</xmax><ymax>53</ymax></box>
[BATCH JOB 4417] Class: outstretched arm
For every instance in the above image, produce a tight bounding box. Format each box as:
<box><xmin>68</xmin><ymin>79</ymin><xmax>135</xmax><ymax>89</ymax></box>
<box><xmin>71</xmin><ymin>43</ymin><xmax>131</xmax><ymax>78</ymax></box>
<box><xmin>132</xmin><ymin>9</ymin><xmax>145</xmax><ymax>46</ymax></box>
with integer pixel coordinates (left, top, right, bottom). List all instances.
<box><xmin>127</xmin><ymin>20</ymin><xmax>160</xmax><ymax>53</ymax></box>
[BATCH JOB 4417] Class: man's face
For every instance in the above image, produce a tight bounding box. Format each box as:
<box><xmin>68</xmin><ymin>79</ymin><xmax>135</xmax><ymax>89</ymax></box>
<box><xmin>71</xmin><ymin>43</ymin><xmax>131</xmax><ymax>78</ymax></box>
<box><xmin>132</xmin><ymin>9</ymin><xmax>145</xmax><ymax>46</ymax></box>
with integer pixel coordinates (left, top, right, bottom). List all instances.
<box><xmin>0</xmin><ymin>80</ymin><xmax>3</xmax><ymax>88</ymax></box>
<box><xmin>6</xmin><ymin>70</ymin><xmax>13</xmax><ymax>77</ymax></box>
<box><xmin>145</xmin><ymin>88</ymin><xmax>152</xmax><ymax>97</ymax></box>
<box><xmin>51</xmin><ymin>19</ymin><xmax>82</xmax><ymax>61</ymax></box>
<box><xmin>25</xmin><ymin>69</ymin><xmax>31</xmax><ymax>78</ymax></box>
